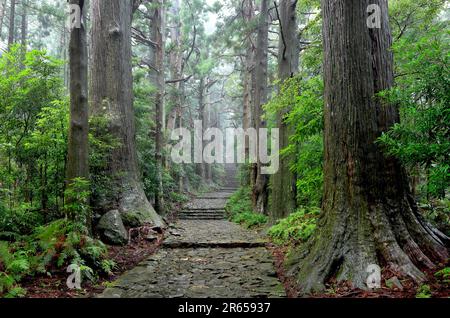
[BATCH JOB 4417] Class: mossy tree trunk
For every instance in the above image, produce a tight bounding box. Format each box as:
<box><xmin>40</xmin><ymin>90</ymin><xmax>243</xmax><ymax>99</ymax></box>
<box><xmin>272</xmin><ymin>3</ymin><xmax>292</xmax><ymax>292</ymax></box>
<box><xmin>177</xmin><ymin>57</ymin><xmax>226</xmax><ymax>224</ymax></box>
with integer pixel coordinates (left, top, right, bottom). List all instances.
<box><xmin>90</xmin><ymin>0</ymin><xmax>164</xmax><ymax>228</ymax></box>
<box><xmin>288</xmin><ymin>0</ymin><xmax>449</xmax><ymax>295</ymax></box>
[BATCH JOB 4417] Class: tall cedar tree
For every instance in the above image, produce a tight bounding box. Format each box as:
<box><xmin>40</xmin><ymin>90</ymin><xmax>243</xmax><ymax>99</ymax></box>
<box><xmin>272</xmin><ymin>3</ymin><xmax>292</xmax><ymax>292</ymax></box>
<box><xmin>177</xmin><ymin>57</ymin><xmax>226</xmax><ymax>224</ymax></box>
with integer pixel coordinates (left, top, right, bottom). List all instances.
<box><xmin>90</xmin><ymin>0</ymin><xmax>164</xmax><ymax>228</ymax></box>
<box><xmin>152</xmin><ymin>0</ymin><xmax>166</xmax><ymax>213</ymax></box>
<box><xmin>252</xmin><ymin>0</ymin><xmax>269</xmax><ymax>214</ymax></box>
<box><xmin>288</xmin><ymin>0</ymin><xmax>449</xmax><ymax>294</ymax></box>
<box><xmin>270</xmin><ymin>0</ymin><xmax>299</xmax><ymax>220</ymax></box>
<box><xmin>66</xmin><ymin>0</ymin><xmax>89</xmax><ymax>222</ymax></box>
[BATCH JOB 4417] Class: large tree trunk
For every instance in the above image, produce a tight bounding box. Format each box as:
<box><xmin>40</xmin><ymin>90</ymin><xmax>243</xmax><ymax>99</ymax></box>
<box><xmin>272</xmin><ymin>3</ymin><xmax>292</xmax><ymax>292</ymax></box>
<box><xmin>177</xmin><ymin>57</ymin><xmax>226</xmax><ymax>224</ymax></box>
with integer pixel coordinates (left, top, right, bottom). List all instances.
<box><xmin>66</xmin><ymin>0</ymin><xmax>89</xmax><ymax>226</ymax></box>
<box><xmin>152</xmin><ymin>0</ymin><xmax>165</xmax><ymax>214</ymax></box>
<box><xmin>7</xmin><ymin>0</ymin><xmax>15</xmax><ymax>49</ymax></box>
<box><xmin>251</xmin><ymin>0</ymin><xmax>269</xmax><ymax>214</ymax></box>
<box><xmin>90</xmin><ymin>0</ymin><xmax>164</xmax><ymax>228</ymax></box>
<box><xmin>270</xmin><ymin>0</ymin><xmax>299</xmax><ymax>221</ymax></box>
<box><xmin>288</xmin><ymin>0</ymin><xmax>449</xmax><ymax>295</ymax></box>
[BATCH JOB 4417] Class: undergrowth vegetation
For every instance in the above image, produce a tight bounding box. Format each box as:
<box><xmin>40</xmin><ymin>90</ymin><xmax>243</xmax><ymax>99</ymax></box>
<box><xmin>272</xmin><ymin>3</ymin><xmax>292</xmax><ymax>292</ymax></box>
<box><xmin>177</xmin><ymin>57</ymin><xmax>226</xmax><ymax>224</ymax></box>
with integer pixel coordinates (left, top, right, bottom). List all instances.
<box><xmin>268</xmin><ymin>208</ymin><xmax>320</xmax><ymax>246</ymax></box>
<box><xmin>226</xmin><ymin>187</ymin><xmax>268</xmax><ymax>229</ymax></box>
<box><xmin>0</xmin><ymin>219</ymin><xmax>114</xmax><ymax>298</ymax></box>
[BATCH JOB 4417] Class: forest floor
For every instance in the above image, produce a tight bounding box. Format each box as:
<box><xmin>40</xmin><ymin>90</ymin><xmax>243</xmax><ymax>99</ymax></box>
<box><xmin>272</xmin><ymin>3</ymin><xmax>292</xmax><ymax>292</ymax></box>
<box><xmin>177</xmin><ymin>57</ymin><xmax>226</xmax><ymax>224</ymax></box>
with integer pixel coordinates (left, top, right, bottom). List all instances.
<box><xmin>99</xmin><ymin>189</ymin><xmax>285</xmax><ymax>298</ymax></box>
<box><xmin>270</xmin><ymin>245</ymin><xmax>450</xmax><ymax>298</ymax></box>
<box><xmin>21</xmin><ymin>185</ymin><xmax>449</xmax><ymax>298</ymax></box>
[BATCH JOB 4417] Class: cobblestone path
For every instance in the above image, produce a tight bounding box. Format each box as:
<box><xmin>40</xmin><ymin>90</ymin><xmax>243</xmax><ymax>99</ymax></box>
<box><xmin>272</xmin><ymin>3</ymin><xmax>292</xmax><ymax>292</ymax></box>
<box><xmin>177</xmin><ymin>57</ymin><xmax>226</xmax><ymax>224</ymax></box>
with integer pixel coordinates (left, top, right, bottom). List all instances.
<box><xmin>100</xmin><ymin>167</ymin><xmax>285</xmax><ymax>298</ymax></box>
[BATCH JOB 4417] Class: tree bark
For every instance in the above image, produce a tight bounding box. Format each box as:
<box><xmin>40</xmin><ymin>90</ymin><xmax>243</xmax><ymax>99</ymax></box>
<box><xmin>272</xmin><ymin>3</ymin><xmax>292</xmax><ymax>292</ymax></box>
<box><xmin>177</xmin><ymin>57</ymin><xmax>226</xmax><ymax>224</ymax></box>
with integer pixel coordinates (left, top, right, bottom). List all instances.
<box><xmin>66</xmin><ymin>0</ymin><xmax>89</xmax><ymax>226</ymax></box>
<box><xmin>242</xmin><ymin>0</ymin><xmax>254</xmax><ymax>173</ymax></box>
<box><xmin>90</xmin><ymin>0</ymin><xmax>164</xmax><ymax>228</ymax></box>
<box><xmin>251</xmin><ymin>0</ymin><xmax>269</xmax><ymax>215</ymax></box>
<box><xmin>288</xmin><ymin>0</ymin><xmax>449</xmax><ymax>295</ymax></box>
<box><xmin>270</xmin><ymin>0</ymin><xmax>299</xmax><ymax>221</ymax></box>
<box><xmin>20</xmin><ymin>0</ymin><xmax>26</xmax><ymax>48</ymax></box>
<box><xmin>166</xmin><ymin>0</ymin><xmax>183</xmax><ymax>168</ymax></box>
<box><xmin>7</xmin><ymin>0</ymin><xmax>15</xmax><ymax>49</ymax></box>
<box><xmin>152</xmin><ymin>0</ymin><xmax>165</xmax><ymax>214</ymax></box>
<box><xmin>197</xmin><ymin>77</ymin><xmax>206</xmax><ymax>180</ymax></box>
<box><xmin>0</xmin><ymin>0</ymin><xmax>6</xmax><ymax>39</ymax></box>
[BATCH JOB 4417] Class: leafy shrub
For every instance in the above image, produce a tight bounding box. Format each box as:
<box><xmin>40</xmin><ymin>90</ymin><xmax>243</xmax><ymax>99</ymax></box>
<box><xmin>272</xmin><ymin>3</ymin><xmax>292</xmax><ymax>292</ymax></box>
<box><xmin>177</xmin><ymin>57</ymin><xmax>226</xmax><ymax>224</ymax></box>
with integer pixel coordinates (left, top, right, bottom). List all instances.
<box><xmin>265</xmin><ymin>75</ymin><xmax>324</xmax><ymax>208</ymax></box>
<box><xmin>0</xmin><ymin>242</ymin><xmax>29</xmax><ymax>298</ymax></box>
<box><xmin>268</xmin><ymin>208</ymin><xmax>320</xmax><ymax>245</ymax></box>
<box><xmin>231</xmin><ymin>212</ymin><xmax>268</xmax><ymax>229</ymax></box>
<box><xmin>0</xmin><ymin>203</ymin><xmax>44</xmax><ymax>236</ymax></box>
<box><xmin>435</xmin><ymin>267</ymin><xmax>450</xmax><ymax>284</ymax></box>
<box><xmin>0</xmin><ymin>219</ymin><xmax>113</xmax><ymax>297</ymax></box>
<box><xmin>64</xmin><ymin>178</ymin><xmax>91</xmax><ymax>232</ymax></box>
<box><xmin>416</xmin><ymin>284</ymin><xmax>432</xmax><ymax>298</ymax></box>
<box><xmin>226</xmin><ymin>187</ymin><xmax>268</xmax><ymax>228</ymax></box>
<box><xmin>378</xmin><ymin>27</ymin><xmax>449</xmax><ymax>200</ymax></box>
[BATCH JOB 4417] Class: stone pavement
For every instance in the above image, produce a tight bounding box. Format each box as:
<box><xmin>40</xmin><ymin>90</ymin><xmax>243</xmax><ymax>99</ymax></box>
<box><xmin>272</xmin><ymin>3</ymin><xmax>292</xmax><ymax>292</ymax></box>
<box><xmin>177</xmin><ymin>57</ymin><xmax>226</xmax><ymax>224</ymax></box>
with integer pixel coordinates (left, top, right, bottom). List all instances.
<box><xmin>100</xmin><ymin>169</ymin><xmax>285</xmax><ymax>298</ymax></box>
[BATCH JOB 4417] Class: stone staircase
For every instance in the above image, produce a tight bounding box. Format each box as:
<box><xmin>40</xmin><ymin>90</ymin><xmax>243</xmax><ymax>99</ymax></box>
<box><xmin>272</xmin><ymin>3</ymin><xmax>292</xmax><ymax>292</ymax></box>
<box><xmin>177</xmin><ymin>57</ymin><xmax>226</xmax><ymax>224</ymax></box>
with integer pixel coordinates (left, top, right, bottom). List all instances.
<box><xmin>178</xmin><ymin>208</ymin><xmax>226</xmax><ymax>220</ymax></box>
<box><xmin>178</xmin><ymin>165</ymin><xmax>240</xmax><ymax>221</ymax></box>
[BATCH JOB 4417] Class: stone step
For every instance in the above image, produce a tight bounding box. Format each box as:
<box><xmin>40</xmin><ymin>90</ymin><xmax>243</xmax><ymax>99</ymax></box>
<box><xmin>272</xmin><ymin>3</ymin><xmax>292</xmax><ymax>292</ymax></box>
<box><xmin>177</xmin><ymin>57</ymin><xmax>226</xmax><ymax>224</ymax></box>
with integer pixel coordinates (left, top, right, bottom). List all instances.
<box><xmin>196</xmin><ymin>196</ymin><xmax>231</xmax><ymax>200</ymax></box>
<box><xmin>179</xmin><ymin>214</ymin><xmax>225</xmax><ymax>218</ymax></box>
<box><xmin>162</xmin><ymin>241</ymin><xmax>267</xmax><ymax>249</ymax></box>
<box><xmin>178</xmin><ymin>215</ymin><xmax>226</xmax><ymax>220</ymax></box>
<box><xmin>179</xmin><ymin>210</ymin><xmax>226</xmax><ymax>215</ymax></box>
<box><xmin>181</xmin><ymin>207</ymin><xmax>225</xmax><ymax>212</ymax></box>
<box><xmin>179</xmin><ymin>211</ymin><xmax>226</xmax><ymax>216</ymax></box>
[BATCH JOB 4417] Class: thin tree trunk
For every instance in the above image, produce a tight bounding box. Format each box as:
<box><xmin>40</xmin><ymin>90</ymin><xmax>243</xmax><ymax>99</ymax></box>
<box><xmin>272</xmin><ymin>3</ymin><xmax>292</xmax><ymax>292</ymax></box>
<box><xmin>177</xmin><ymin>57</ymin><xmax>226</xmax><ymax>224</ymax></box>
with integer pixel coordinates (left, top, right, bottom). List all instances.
<box><xmin>270</xmin><ymin>0</ymin><xmax>299</xmax><ymax>221</ymax></box>
<box><xmin>152</xmin><ymin>0</ymin><xmax>165</xmax><ymax>214</ymax></box>
<box><xmin>205</xmin><ymin>83</ymin><xmax>212</xmax><ymax>183</ymax></box>
<box><xmin>166</xmin><ymin>0</ymin><xmax>183</xmax><ymax>169</ymax></box>
<box><xmin>7</xmin><ymin>0</ymin><xmax>15</xmax><ymax>49</ymax></box>
<box><xmin>0</xmin><ymin>0</ymin><xmax>6</xmax><ymax>39</ymax></box>
<box><xmin>61</xmin><ymin>20</ymin><xmax>69</xmax><ymax>88</ymax></box>
<box><xmin>242</xmin><ymin>0</ymin><xmax>254</xmax><ymax>175</ymax></box>
<box><xmin>252</xmin><ymin>0</ymin><xmax>269</xmax><ymax>214</ymax></box>
<box><xmin>66</xmin><ymin>0</ymin><xmax>90</xmax><ymax>227</ymax></box>
<box><xmin>289</xmin><ymin>0</ymin><xmax>449</xmax><ymax>295</ymax></box>
<box><xmin>197</xmin><ymin>77</ymin><xmax>206</xmax><ymax>180</ymax></box>
<box><xmin>20</xmin><ymin>0</ymin><xmax>26</xmax><ymax>48</ymax></box>
<box><xmin>90</xmin><ymin>0</ymin><xmax>164</xmax><ymax>228</ymax></box>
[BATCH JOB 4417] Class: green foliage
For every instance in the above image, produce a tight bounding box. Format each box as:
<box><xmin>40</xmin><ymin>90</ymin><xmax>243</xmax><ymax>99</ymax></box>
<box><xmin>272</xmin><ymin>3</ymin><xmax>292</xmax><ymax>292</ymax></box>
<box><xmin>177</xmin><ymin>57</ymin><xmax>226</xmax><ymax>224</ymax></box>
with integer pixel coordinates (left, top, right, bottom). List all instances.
<box><xmin>378</xmin><ymin>27</ymin><xmax>450</xmax><ymax>199</ymax></box>
<box><xmin>133</xmin><ymin>71</ymin><xmax>193</xmax><ymax>206</ymax></box>
<box><xmin>0</xmin><ymin>46</ymin><xmax>67</xmax><ymax>230</ymax></box>
<box><xmin>64</xmin><ymin>178</ymin><xmax>91</xmax><ymax>232</ymax></box>
<box><xmin>232</xmin><ymin>212</ymin><xmax>268</xmax><ymax>229</ymax></box>
<box><xmin>0</xmin><ymin>203</ymin><xmax>44</xmax><ymax>236</ymax></box>
<box><xmin>416</xmin><ymin>284</ymin><xmax>432</xmax><ymax>298</ymax></box>
<box><xmin>0</xmin><ymin>219</ymin><xmax>113</xmax><ymax>297</ymax></box>
<box><xmin>226</xmin><ymin>187</ymin><xmax>268</xmax><ymax>229</ymax></box>
<box><xmin>268</xmin><ymin>208</ymin><xmax>320</xmax><ymax>245</ymax></box>
<box><xmin>265</xmin><ymin>75</ymin><xmax>324</xmax><ymax>208</ymax></box>
<box><xmin>0</xmin><ymin>241</ymin><xmax>29</xmax><ymax>297</ymax></box>
<box><xmin>88</xmin><ymin>115</ymin><xmax>121</xmax><ymax>211</ymax></box>
<box><xmin>435</xmin><ymin>267</ymin><xmax>450</xmax><ymax>284</ymax></box>
<box><xmin>389</xmin><ymin>0</ymin><xmax>447</xmax><ymax>41</ymax></box>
